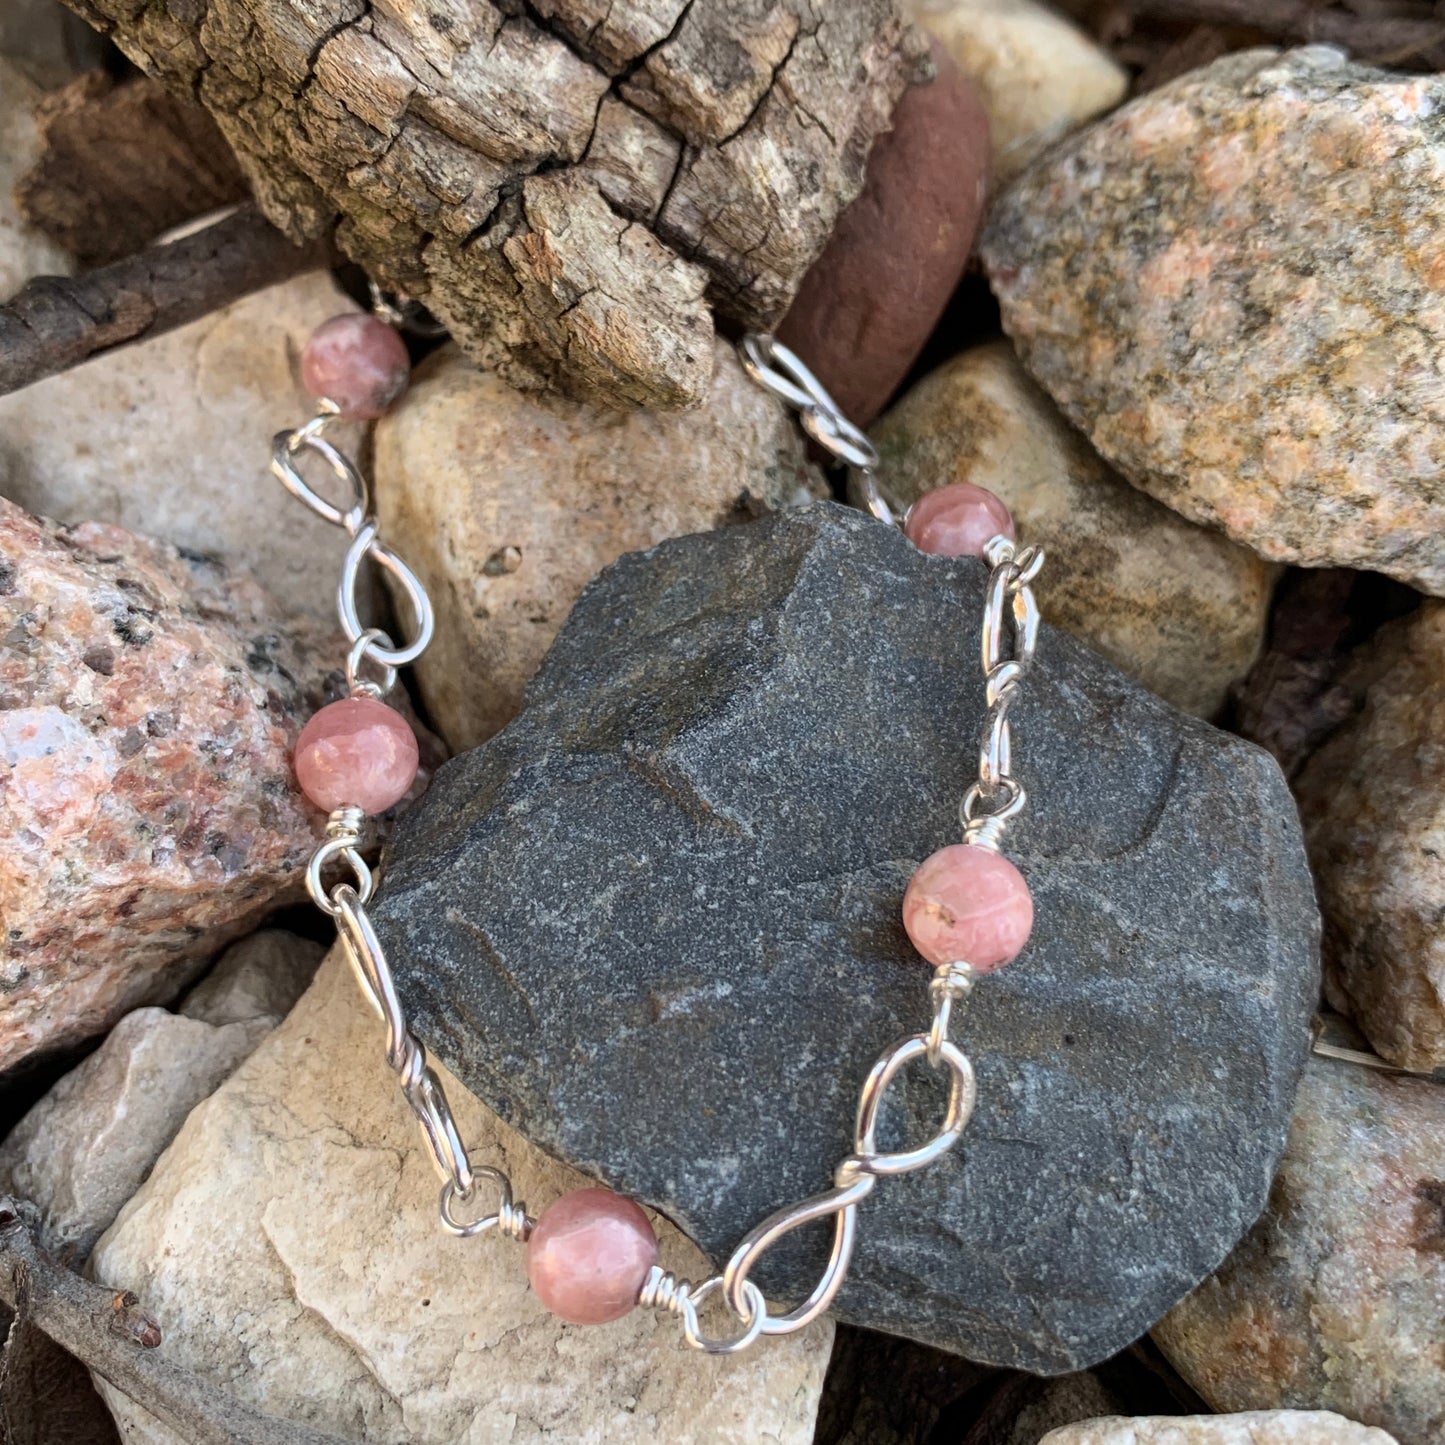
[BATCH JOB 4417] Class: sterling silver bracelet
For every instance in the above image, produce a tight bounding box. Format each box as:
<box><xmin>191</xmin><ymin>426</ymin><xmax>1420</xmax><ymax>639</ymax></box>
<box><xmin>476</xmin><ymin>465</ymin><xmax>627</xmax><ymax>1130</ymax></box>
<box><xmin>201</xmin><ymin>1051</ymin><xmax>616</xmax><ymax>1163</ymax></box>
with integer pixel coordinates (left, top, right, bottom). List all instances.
<box><xmin>272</xmin><ymin>300</ymin><xmax>1044</xmax><ymax>1353</ymax></box>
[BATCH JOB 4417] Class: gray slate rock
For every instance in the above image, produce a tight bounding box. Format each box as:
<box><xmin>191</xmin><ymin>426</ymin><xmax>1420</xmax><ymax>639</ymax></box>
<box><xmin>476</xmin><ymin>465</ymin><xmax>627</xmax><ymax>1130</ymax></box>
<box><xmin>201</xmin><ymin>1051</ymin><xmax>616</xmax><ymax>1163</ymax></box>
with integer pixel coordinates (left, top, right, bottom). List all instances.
<box><xmin>372</xmin><ymin>503</ymin><xmax>1320</xmax><ymax>1371</ymax></box>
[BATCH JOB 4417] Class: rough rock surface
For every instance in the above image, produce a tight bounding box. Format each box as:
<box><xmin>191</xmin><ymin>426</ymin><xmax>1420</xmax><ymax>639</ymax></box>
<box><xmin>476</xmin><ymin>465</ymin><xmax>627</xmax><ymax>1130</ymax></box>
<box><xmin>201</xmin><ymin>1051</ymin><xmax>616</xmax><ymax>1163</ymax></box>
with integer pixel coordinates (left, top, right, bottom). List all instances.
<box><xmin>776</xmin><ymin>40</ymin><xmax>989</xmax><ymax>427</ymax></box>
<box><xmin>982</xmin><ymin>47</ymin><xmax>1445</xmax><ymax>595</ymax></box>
<box><xmin>1293</xmin><ymin>604</ymin><xmax>1445</xmax><ymax>1072</ymax></box>
<box><xmin>872</xmin><ymin>342</ymin><xmax>1272</xmax><ymax>717</ymax></box>
<box><xmin>374</xmin><ymin>341</ymin><xmax>825</xmax><ymax>752</ymax></box>
<box><xmin>1040</xmin><ymin>1413</ymin><xmax>1399</xmax><ymax>1445</ymax></box>
<box><xmin>0</xmin><ymin>932</ymin><xmax>317</xmax><ymax>1260</ymax></box>
<box><xmin>371</xmin><ymin>503</ymin><xmax>1320</xmax><ymax>1371</ymax></box>
<box><xmin>0</xmin><ymin>272</ymin><xmax>366</xmax><ymax>625</ymax></box>
<box><xmin>178</xmin><ymin>926</ymin><xmax>324</xmax><ymax>1027</ymax></box>
<box><xmin>0</xmin><ymin>498</ymin><xmax>338</xmax><ymax>1071</ymax></box>
<box><xmin>909</xmin><ymin>0</ymin><xmax>1127</xmax><ymax>186</ymax></box>
<box><xmin>91</xmin><ymin>950</ymin><xmax>833</xmax><ymax>1444</ymax></box>
<box><xmin>0</xmin><ymin>56</ymin><xmax>75</xmax><ymax>294</ymax></box>
<box><xmin>1154</xmin><ymin>1058</ymin><xmax>1445</xmax><ymax>1445</ymax></box>
<box><xmin>64</xmin><ymin>0</ymin><xmax>928</xmax><ymax>410</ymax></box>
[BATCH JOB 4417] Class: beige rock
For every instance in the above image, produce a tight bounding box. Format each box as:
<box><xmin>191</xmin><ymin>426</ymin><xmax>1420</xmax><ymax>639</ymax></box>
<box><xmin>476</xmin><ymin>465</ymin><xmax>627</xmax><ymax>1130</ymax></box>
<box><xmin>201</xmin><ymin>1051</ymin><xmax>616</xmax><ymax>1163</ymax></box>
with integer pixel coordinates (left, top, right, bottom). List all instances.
<box><xmin>0</xmin><ymin>56</ymin><xmax>74</xmax><ymax>293</ymax></box>
<box><xmin>179</xmin><ymin>927</ymin><xmax>324</xmax><ymax>1027</ymax></box>
<box><xmin>0</xmin><ymin>272</ymin><xmax>367</xmax><ymax>624</ymax></box>
<box><xmin>909</xmin><ymin>0</ymin><xmax>1127</xmax><ymax>186</ymax></box>
<box><xmin>91</xmin><ymin>949</ymin><xmax>833</xmax><ymax>1443</ymax></box>
<box><xmin>871</xmin><ymin>342</ymin><xmax>1272</xmax><ymax>717</ymax></box>
<box><xmin>1293</xmin><ymin>603</ymin><xmax>1445</xmax><ymax>1071</ymax></box>
<box><xmin>0</xmin><ymin>930</ymin><xmax>317</xmax><ymax>1261</ymax></box>
<box><xmin>1154</xmin><ymin>1058</ymin><xmax>1445</xmax><ymax>1445</ymax></box>
<box><xmin>982</xmin><ymin>48</ymin><xmax>1445</xmax><ymax>594</ymax></box>
<box><xmin>374</xmin><ymin>339</ymin><xmax>826</xmax><ymax>751</ymax></box>
<box><xmin>0</xmin><ymin>1008</ymin><xmax>267</xmax><ymax>1260</ymax></box>
<box><xmin>1040</xmin><ymin>1412</ymin><xmax>1399</xmax><ymax>1445</ymax></box>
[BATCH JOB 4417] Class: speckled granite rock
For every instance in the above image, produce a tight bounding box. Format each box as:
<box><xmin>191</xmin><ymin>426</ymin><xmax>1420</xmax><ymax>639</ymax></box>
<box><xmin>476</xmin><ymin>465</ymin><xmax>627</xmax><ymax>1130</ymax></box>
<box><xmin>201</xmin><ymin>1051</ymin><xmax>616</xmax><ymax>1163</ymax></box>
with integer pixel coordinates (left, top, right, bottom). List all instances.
<box><xmin>982</xmin><ymin>47</ymin><xmax>1445</xmax><ymax>595</ymax></box>
<box><xmin>91</xmin><ymin>950</ymin><xmax>833</xmax><ymax>1445</ymax></box>
<box><xmin>0</xmin><ymin>930</ymin><xmax>319</xmax><ymax>1261</ymax></box>
<box><xmin>872</xmin><ymin>342</ymin><xmax>1272</xmax><ymax>717</ymax></box>
<box><xmin>0</xmin><ymin>57</ymin><xmax>74</xmax><ymax>293</ymax></box>
<box><xmin>373</xmin><ymin>340</ymin><xmax>824</xmax><ymax>753</ymax></box>
<box><xmin>1154</xmin><ymin>1058</ymin><xmax>1445</xmax><ymax>1445</ymax></box>
<box><xmin>0</xmin><ymin>498</ymin><xmax>338</xmax><ymax>1071</ymax></box>
<box><xmin>0</xmin><ymin>273</ymin><xmax>366</xmax><ymax>625</ymax></box>
<box><xmin>371</xmin><ymin>503</ymin><xmax>1320</xmax><ymax>1371</ymax></box>
<box><xmin>1293</xmin><ymin>604</ymin><xmax>1444</xmax><ymax>1071</ymax></box>
<box><xmin>1041</xmin><ymin>1413</ymin><xmax>1399</xmax><ymax>1445</ymax></box>
<box><xmin>909</xmin><ymin>0</ymin><xmax>1127</xmax><ymax>186</ymax></box>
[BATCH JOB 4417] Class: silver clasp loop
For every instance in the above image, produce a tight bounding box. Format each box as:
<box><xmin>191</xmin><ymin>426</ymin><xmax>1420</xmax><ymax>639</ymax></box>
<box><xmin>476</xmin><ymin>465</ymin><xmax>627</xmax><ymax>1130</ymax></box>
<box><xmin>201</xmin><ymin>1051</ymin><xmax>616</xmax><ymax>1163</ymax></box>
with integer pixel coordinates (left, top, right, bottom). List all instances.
<box><xmin>338</xmin><ymin>522</ymin><xmax>435</xmax><ymax>668</ymax></box>
<box><xmin>271</xmin><ymin>412</ymin><xmax>369</xmax><ymax>535</ymax></box>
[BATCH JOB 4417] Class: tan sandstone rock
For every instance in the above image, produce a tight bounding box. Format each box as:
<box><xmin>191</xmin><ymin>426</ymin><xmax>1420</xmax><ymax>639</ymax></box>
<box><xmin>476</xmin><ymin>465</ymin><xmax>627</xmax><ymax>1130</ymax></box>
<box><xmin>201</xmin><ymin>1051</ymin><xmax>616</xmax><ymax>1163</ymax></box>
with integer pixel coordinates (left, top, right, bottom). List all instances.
<box><xmin>0</xmin><ymin>272</ymin><xmax>367</xmax><ymax>624</ymax></box>
<box><xmin>0</xmin><ymin>499</ymin><xmax>339</xmax><ymax>1070</ymax></box>
<box><xmin>1293</xmin><ymin>603</ymin><xmax>1445</xmax><ymax>1072</ymax></box>
<box><xmin>0</xmin><ymin>925</ymin><xmax>318</xmax><ymax>1260</ymax></box>
<box><xmin>982</xmin><ymin>48</ymin><xmax>1445</xmax><ymax>594</ymax></box>
<box><xmin>0</xmin><ymin>56</ymin><xmax>73</xmax><ymax>293</ymax></box>
<box><xmin>872</xmin><ymin>342</ymin><xmax>1272</xmax><ymax>716</ymax></box>
<box><xmin>1040</xmin><ymin>1412</ymin><xmax>1399</xmax><ymax>1445</ymax></box>
<box><xmin>909</xmin><ymin>0</ymin><xmax>1128</xmax><ymax>186</ymax></box>
<box><xmin>91</xmin><ymin>949</ymin><xmax>833</xmax><ymax>1443</ymax></box>
<box><xmin>1154</xmin><ymin>1058</ymin><xmax>1445</xmax><ymax>1445</ymax></box>
<box><xmin>374</xmin><ymin>340</ymin><xmax>826</xmax><ymax>752</ymax></box>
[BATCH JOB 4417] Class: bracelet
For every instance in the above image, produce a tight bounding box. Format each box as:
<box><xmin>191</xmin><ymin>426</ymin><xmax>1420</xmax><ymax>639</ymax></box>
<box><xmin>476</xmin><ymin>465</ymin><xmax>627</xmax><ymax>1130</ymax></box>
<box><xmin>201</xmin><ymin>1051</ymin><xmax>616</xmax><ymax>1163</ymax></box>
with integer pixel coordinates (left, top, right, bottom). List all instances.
<box><xmin>271</xmin><ymin>301</ymin><xmax>1045</xmax><ymax>1353</ymax></box>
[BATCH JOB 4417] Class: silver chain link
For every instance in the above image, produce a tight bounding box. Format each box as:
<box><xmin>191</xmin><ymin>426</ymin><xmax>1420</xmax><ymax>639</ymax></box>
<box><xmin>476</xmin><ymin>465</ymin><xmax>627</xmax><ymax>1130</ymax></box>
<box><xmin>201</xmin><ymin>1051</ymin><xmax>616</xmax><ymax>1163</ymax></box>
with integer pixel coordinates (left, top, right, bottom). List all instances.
<box><xmin>277</xmin><ymin>317</ymin><xmax>1043</xmax><ymax>1355</ymax></box>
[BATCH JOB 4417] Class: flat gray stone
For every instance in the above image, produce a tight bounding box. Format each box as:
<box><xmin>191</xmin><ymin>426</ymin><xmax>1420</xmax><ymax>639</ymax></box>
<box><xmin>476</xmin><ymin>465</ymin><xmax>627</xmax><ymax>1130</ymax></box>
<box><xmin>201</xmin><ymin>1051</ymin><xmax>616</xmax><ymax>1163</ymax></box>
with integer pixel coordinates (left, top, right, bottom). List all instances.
<box><xmin>371</xmin><ymin>503</ymin><xmax>1320</xmax><ymax>1371</ymax></box>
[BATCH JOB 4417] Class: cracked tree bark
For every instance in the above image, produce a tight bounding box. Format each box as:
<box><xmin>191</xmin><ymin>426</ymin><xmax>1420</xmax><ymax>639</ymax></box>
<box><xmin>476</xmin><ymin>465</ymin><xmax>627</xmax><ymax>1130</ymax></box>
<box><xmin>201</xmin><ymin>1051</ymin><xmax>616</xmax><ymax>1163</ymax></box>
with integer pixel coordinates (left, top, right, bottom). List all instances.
<box><xmin>60</xmin><ymin>0</ymin><xmax>930</xmax><ymax>410</ymax></box>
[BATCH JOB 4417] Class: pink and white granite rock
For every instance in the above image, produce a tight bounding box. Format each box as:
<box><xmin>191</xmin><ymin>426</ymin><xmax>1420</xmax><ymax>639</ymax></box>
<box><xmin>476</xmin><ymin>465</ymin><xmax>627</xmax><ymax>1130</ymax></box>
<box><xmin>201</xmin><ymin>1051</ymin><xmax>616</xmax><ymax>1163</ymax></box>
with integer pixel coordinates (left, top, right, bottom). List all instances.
<box><xmin>0</xmin><ymin>497</ymin><xmax>340</xmax><ymax>1071</ymax></box>
<box><xmin>982</xmin><ymin>48</ymin><xmax>1445</xmax><ymax>595</ymax></box>
<box><xmin>1154</xmin><ymin>1057</ymin><xmax>1445</xmax><ymax>1445</ymax></box>
<box><xmin>1293</xmin><ymin>602</ymin><xmax>1445</xmax><ymax>1072</ymax></box>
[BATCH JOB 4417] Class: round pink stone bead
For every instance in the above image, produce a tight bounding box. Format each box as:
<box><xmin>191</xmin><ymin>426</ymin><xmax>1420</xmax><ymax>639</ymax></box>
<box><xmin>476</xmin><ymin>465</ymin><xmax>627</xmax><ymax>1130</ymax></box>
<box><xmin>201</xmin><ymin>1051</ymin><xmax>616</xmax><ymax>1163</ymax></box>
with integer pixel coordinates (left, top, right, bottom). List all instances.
<box><xmin>904</xmin><ymin>482</ymin><xmax>1015</xmax><ymax>559</ymax></box>
<box><xmin>294</xmin><ymin>696</ymin><xmax>418</xmax><ymax>815</ymax></box>
<box><xmin>300</xmin><ymin>313</ymin><xmax>411</xmax><ymax>419</ymax></box>
<box><xmin>527</xmin><ymin>1187</ymin><xmax>658</xmax><ymax>1325</ymax></box>
<box><xmin>902</xmin><ymin>842</ymin><xmax>1033</xmax><ymax>970</ymax></box>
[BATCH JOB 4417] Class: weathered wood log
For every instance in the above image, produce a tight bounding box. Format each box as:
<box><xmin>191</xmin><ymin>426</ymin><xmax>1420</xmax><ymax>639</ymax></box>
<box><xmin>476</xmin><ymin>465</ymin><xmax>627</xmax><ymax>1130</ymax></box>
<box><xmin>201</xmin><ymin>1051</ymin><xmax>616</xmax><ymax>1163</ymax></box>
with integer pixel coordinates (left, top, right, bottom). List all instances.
<box><xmin>0</xmin><ymin>207</ymin><xmax>323</xmax><ymax>397</ymax></box>
<box><xmin>16</xmin><ymin>73</ymin><xmax>249</xmax><ymax>268</ymax></box>
<box><xmin>60</xmin><ymin>0</ymin><xmax>930</xmax><ymax>409</ymax></box>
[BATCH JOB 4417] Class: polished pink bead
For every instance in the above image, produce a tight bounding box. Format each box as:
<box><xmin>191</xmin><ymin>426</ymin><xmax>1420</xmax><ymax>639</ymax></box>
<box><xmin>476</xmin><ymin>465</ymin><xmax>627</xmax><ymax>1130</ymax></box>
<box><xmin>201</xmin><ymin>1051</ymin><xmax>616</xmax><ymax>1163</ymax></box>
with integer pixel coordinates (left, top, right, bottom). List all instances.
<box><xmin>526</xmin><ymin>1187</ymin><xmax>658</xmax><ymax>1326</ymax></box>
<box><xmin>904</xmin><ymin>483</ymin><xmax>1015</xmax><ymax>559</ymax></box>
<box><xmin>300</xmin><ymin>313</ymin><xmax>411</xmax><ymax>419</ymax></box>
<box><xmin>902</xmin><ymin>843</ymin><xmax>1033</xmax><ymax>970</ymax></box>
<box><xmin>294</xmin><ymin>696</ymin><xmax>418</xmax><ymax>814</ymax></box>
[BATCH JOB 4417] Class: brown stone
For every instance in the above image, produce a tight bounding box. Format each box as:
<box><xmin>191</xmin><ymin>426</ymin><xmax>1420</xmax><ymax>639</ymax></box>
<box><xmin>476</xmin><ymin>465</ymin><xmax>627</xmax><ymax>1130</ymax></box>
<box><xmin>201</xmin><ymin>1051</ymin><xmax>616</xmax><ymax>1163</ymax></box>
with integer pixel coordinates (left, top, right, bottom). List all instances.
<box><xmin>373</xmin><ymin>340</ymin><xmax>825</xmax><ymax>752</ymax></box>
<box><xmin>1294</xmin><ymin>603</ymin><xmax>1445</xmax><ymax>1072</ymax></box>
<box><xmin>0</xmin><ymin>498</ymin><xmax>340</xmax><ymax>1071</ymax></box>
<box><xmin>777</xmin><ymin>39</ymin><xmax>989</xmax><ymax>427</ymax></box>
<box><xmin>1154</xmin><ymin>1058</ymin><xmax>1445</xmax><ymax>1445</ymax></box>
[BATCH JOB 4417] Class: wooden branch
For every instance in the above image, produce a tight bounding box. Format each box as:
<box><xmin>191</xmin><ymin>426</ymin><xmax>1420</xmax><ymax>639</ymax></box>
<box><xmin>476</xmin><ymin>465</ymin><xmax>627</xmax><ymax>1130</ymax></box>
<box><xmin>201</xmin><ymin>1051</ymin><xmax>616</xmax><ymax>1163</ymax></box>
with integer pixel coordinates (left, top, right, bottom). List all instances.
<box><xmin>59</xmin><ymin>0</ymin><xmax>930</xmax><ymax>409</ymax></box>
<box><xmin>1116</xmin><ymin>0</ymin><xmax>1445</xmax><ymax>65</ymax></box>
<box><xmin>0</xmin><ymin>206</ymin><xmax>323</xmax><ymax>398</ymax></box>
<box><xmin>16</xmin><ymin>72</ymin><xmax>249</xmax><ymax>268</ymax></box>
<box><xmin>0</xmin><ymin>1199</ymin><xmax>347</xmax><ymax>1445</ymax></box>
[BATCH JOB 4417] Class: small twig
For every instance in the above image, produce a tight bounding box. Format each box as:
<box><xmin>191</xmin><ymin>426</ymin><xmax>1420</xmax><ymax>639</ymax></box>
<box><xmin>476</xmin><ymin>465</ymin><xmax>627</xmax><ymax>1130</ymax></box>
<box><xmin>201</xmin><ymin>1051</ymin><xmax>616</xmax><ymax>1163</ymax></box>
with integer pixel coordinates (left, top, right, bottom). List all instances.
<box><xmin>0</xmin><ymin>1198</ymin><xmax>347</xmax><ymax>1445</ymax></box>
<box><xmin>1118</xmin><ymin>0</ymin><xmax>1445</xmax><ymax>65</ymax></box>
<box><xmin>0</xmin><ymin>206</ymin><xmax>325</xmax><ymax>398</ymax></box>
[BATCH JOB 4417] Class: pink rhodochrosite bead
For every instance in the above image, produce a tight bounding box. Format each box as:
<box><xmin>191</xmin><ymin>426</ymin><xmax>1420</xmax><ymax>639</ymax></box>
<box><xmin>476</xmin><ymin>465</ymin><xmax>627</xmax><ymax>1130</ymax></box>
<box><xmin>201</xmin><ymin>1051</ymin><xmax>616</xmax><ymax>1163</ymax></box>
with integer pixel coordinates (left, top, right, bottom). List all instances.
<box><xmin>904</xmin><ymin>483</ymin><xmax>1015</xmax><ymax>559</ymax></box>
<box><xmin>300</xmin><ymin>313</ymin><xmax>411</xmax><ymax>419</ymax></box>
<box><xmin>526</xmin><ymin>1187</ymin><xmax>658</xmax><ymax>1325</ymax></box>
<box><xmin>902</xmin><ymin>843</ymin><xmax>1033</xmax><ymax>970</ymax></box>
<box><xmin>294</xmin><ymin>696</ymin><xmax>418</xmax><ymax>815</ymax></box>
